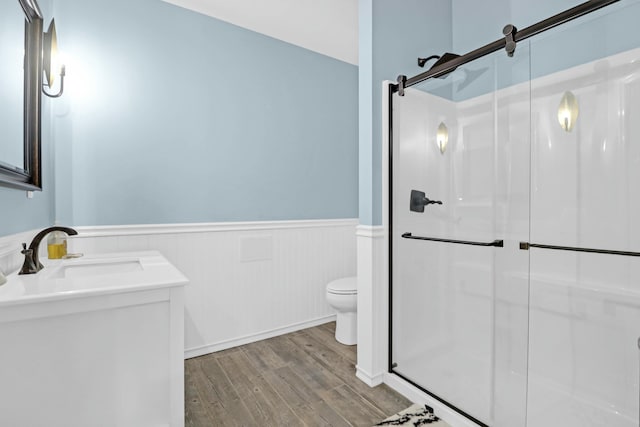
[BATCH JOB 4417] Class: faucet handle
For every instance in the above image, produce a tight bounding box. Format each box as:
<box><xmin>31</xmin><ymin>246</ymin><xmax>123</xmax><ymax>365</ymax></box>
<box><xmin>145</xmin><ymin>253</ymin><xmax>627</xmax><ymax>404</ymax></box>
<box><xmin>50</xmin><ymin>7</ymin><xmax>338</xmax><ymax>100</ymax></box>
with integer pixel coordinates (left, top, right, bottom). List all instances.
<box><xmin>19</xmin><ymin>243</ymin><xmax>38</xmax><ymax>275</ymax></box>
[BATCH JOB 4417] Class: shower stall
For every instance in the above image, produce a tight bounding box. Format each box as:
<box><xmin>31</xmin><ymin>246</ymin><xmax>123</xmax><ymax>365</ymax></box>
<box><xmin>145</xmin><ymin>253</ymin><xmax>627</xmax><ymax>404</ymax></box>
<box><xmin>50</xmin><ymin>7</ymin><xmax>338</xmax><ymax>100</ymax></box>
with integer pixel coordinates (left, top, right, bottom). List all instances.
<box><xmin>388</xmin><ymin>1</ymin><xmax>640</xmax><ymax>426</ymax></box>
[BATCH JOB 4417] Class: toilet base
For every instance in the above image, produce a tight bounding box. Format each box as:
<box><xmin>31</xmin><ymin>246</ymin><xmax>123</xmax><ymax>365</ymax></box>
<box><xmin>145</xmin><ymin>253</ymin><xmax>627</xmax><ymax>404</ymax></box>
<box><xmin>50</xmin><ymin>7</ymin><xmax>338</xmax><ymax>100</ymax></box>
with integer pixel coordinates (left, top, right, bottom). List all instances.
<box><xmin>335</xmin><ymin>311</ymin><xmax>357</xmax><ymax>345</ymax></box>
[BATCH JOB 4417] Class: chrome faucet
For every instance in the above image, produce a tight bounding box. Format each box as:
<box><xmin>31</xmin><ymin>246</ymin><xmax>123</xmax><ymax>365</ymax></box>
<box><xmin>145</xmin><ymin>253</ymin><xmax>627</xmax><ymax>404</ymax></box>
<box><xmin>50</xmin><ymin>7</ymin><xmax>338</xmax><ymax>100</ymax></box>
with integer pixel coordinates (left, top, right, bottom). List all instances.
<box><xmin>19</xmin><ymin>226</ymin><xmax>78</xmax><ymax>275</ymax></box>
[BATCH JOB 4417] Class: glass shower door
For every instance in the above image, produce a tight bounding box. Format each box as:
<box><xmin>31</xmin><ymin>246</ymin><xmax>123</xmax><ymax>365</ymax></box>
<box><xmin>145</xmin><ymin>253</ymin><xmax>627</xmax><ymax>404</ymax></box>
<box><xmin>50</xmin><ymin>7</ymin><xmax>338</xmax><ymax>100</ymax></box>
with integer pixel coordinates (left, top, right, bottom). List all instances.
<box><xmin>390</xmin><ymin>45</ymin><xmax>531</xmax><ymax>427</ymax></box>
<box><xmin>526</xmin><ymin>5</ymin><xmax>640</xmax><ymax>425</ymax></box>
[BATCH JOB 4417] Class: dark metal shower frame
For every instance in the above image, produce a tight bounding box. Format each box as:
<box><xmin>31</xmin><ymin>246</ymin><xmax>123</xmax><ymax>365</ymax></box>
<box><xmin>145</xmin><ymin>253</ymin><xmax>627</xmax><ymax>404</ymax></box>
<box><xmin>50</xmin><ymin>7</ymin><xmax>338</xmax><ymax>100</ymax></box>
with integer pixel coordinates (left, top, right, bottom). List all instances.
<box><xmin>387</xmin><ymin>1</ymin><xmax>623</xmax><ymax>426</ymax></box>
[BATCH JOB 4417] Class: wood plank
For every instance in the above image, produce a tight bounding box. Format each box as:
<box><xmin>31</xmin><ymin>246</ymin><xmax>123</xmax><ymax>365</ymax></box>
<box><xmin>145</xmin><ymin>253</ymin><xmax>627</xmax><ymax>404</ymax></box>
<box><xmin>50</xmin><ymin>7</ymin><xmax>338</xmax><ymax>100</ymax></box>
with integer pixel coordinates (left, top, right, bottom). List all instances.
<box><xmin>241</xmin><ymin>339</ymin><xmax>288</xmax><ymax>372</ymax></box>
<box><xmin>241</xmin><ymin>373</ymin><xmax>304</xmax><ymax>426</ymax></box>
<box><xmin>208</xmin><ymin>346</ymin><xmax>243</xmax><ymax>359</ymax></box>
<box><xmin>188</xmin><ymin>359</ymin><xmax>246</xmax><ymax>427</ymax></box>
<box><xmin>262</xmin><ymin>367</ymin><xmax>353</xmax><ymax>427</ymax></box>
<box><xmin>269</xmin><ymin>365</ymin><xmax>323</xmax><ymax>406</ymax></box>
<box><xmin>197</xmin><ymin>356</ymin><xmax>258</xmax><ymax>426</ymax></box>
<box><xmin>216</xmin><ymin>347</ymin><xmax>305</xmax><ymax>425</ymax></box>
<box><xmin>184</xmin><ymin>323</ymin><xmax>413</xmax><ymax>426</ymax></box>
<box><xmin>320</xmin><ymin>321</ymin><xmax>336</xmax><ymax>333</ymax></box>
<box><xmin>288</xmin><ymin>331</ymin><xmax>356</xmax><ymax>381</ymax></box>
<box><xmin>215</xmin><ymin>350</ymin><xmax>261</xmax><ymax>399</ymax></box>
<box><xmin>290</xmin><ymin>329</ymin><xmax>412</xmax><ymax>415</ymax></box>
<box><xmin>302</xmin><ymin>324</ymin><xmax>357</xmax><ymax>364</ymax></box>
<box><xmin>307</xmin><ymin>400</ymin><xmax>353</xmax><ymax>427</ymax></box>
<box><xmin>265</xmin><ymin>334</ymin><xmax>343</xmax><ymax>392</ymax></box>
<box><xmin>320</xmin><ymin>384</ymin><xmax>387</xmax><ymax>427</ymax></box>
<box><xmin>184</xmin><ymin>361</ymin><xmax>213</xmax><ymax>427</ymax></box>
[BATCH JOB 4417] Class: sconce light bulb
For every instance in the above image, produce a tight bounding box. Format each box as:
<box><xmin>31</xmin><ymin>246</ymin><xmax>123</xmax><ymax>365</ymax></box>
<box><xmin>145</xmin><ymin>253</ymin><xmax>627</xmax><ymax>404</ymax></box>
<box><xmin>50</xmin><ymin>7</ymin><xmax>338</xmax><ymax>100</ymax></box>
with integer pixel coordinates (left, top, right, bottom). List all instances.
<box><xmin>558</xmin><ymin>90</ymin><xmax>579</xmax><ymax>132</ymax></box>
<box><xmin>437</xmin><ymin>122</ymin><xmax>448</xmax><ymax>154</ymax></box>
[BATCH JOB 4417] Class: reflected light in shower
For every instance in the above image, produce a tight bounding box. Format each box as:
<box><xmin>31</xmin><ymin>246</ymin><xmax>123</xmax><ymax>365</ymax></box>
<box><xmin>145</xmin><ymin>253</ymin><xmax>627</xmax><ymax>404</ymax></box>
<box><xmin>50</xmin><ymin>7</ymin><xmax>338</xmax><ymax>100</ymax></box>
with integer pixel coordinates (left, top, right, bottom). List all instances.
<box><xmin>437</xmin><ymin>122</ymin><xmax>448</xmax><ymax>154</ymax></box>
<box><xmin>558</xmin><ymin>90</ymin><xmax>579</xmax><ymax>132</ymax></box>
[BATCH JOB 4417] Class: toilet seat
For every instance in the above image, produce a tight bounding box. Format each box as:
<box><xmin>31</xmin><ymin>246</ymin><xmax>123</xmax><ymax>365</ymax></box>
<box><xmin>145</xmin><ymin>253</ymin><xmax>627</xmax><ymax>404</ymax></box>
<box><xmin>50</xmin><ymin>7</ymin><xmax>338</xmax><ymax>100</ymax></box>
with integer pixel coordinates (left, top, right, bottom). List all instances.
<box><xmin>326</xmin><ymin>277</ymin><xmax>357</xmax><ymax>295</ymax></box>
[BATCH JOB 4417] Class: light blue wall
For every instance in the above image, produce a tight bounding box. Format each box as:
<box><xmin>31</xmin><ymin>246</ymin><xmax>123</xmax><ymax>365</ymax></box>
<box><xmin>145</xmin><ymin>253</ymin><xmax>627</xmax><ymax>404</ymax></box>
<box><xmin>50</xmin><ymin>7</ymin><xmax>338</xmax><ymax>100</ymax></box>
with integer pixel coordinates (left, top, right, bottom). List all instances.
<box><xmin>0</xmin><ymin>0</ymin><xmax>55</xmax><ymax>237</ymax></box>
<box><xmin>359</xmin><ymin>0</ymin><xmax>374</xmax><ymax>226</ymax></box>
<box><xmin>529</xmin><ymin>1</ymin><xmax>640</xmax><ymax>79</ymax></box>
<box><xmin>360</xmin><ymin>0</ymin><xmax>452</xmax><ymax>226</ymax></box>
<box><xmin>52</xmin><ymin>0</ymin><xmax>358</xmax><ymax>226</ymax></box>
<box><xmin>450</xmin><ymin>0</ymin><xmax>640</xmax><ymax>100</ymax></box>
<box><xmin>6</xmin><ymin>0</ymin><xmax>636</xmax><ymax>234</ymax></box>
<box><xmin>452</xmin><ymin>0</ymin><xmax>586</xmax><ymax>54</ymax></box>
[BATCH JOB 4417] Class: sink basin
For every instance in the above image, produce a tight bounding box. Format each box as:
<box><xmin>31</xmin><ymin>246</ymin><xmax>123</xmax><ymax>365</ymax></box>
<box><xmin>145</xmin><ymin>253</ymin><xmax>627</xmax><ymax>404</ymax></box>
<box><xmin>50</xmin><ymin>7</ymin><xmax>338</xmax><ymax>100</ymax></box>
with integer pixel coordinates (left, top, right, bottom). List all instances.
<box><xmin>49</xmin><ymin>258</ymin><xmax>143</xmax><ymax>279</ymax></box>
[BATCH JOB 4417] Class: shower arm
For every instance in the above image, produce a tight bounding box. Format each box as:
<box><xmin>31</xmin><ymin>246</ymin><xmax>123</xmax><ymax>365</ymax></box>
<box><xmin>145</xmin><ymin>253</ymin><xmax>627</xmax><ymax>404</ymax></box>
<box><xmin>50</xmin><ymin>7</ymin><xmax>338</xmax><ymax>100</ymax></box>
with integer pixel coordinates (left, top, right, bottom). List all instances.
<box><xmin>417</xmin><ymin>55</ymin><xmax>440</xmax><ymax>68</ymax></box>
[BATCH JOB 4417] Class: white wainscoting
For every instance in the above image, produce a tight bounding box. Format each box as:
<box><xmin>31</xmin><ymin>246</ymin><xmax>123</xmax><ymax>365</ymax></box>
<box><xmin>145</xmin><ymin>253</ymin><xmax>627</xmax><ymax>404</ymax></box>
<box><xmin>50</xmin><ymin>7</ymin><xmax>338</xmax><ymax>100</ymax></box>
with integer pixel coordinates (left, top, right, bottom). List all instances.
<box><xmin>64</xmin><ymin>219</ymin><xmax>357</xmax><ymax>358</ymax></box>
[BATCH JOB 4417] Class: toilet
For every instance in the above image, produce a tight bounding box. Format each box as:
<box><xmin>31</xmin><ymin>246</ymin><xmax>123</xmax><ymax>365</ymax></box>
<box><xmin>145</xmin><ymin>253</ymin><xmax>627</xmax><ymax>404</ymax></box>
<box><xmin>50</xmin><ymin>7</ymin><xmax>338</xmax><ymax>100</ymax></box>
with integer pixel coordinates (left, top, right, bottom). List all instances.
<box><xmin>325</xmin><ymin>276</ymin><xmax>357</xmax><ymax>345</ymax></box>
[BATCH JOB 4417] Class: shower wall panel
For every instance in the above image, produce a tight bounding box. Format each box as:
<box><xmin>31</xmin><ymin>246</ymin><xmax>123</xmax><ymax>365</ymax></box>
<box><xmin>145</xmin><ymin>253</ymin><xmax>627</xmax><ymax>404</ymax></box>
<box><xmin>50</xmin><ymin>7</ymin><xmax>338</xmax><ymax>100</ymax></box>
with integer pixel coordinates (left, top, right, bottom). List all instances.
<box><xmin>526</xmin><ymin>47</ymin><xmax>640</xmax><ymax>427</ymax></box>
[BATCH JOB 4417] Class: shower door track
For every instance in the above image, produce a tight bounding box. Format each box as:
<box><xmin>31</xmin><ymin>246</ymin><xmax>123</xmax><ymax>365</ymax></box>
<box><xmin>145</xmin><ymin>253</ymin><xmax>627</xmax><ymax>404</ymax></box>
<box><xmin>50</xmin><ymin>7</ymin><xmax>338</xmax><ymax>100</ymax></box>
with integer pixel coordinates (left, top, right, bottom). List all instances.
<box><xmin>392</xmin><ymin>370</ymin><xmax>490</xmax><ymax>427</ymax></box>
<box><xmin>387</xmin><ymin>2</ymin><xmax>623</xmax><ymax>426</ymax></box>
<box><xmin>391</xmin><ymin>0</ymin><xmax>620</xmax><ymax>95</ymax></box>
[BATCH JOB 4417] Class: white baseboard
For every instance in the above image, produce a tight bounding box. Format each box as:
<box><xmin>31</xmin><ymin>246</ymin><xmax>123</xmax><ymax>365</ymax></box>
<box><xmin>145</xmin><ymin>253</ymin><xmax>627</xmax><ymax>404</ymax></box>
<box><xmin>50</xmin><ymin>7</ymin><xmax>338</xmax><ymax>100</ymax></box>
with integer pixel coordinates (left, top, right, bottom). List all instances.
<box><xmin>184</xmin><ymin>314</ymin><xmax>337</xmax><ymax>359</ymax></box>
<box><xmin>356</xmin><ymin>365</ymin><xmax>384</xmax><ymax>387</ymax></box>
<box><xmin>383</xmin><ymin>373</ymin><xmax>482</xmax><ymax>427</ymax></box>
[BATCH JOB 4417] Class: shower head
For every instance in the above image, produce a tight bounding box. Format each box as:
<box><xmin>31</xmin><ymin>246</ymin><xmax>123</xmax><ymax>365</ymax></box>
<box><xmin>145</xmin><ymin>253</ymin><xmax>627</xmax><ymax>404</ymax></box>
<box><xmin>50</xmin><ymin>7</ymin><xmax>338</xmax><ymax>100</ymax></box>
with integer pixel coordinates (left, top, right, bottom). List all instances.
<box><xmin>417</xmin><ymin>52</ymin><xmax>461</xmax><ymax>79</ymax></box>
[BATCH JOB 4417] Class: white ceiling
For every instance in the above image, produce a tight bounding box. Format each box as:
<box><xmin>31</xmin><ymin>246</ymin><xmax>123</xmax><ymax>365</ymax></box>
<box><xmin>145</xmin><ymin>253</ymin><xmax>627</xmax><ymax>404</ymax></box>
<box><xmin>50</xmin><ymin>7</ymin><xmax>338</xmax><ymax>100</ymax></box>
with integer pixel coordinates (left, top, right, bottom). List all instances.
<box><xmin>161</xmin><ymin>0</ymin><xmax>359</xmax><ymax>65</ymax></box>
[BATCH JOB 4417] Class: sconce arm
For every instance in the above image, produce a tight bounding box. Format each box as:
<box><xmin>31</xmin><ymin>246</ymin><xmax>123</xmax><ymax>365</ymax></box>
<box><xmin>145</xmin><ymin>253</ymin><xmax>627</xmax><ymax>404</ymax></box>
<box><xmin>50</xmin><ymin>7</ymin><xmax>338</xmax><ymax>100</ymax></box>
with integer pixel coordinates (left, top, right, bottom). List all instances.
<box><xmin>43</xmin><ymin>65</ymin><xmax>65</xmax><ymax>98</ymax></box>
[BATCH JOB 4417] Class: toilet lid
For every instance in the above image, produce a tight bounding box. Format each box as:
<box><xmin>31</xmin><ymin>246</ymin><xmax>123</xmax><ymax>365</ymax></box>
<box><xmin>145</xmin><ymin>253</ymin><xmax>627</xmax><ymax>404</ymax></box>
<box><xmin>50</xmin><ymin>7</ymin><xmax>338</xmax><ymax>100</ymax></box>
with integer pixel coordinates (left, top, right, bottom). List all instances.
<box><xmin>326</xmin><ymin>277</ymin><xmax>357</xmax><ymax>295</ymax></box>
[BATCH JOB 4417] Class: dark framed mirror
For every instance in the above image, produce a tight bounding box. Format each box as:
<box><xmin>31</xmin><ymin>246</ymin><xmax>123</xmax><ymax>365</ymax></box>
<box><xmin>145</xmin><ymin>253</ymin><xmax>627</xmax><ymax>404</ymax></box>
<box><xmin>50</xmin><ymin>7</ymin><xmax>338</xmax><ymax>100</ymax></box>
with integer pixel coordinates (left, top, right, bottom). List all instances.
<box><xmin>0</xmin><ymin>0</ymin><xmax>43</xmax><ymax>191</ymax></box>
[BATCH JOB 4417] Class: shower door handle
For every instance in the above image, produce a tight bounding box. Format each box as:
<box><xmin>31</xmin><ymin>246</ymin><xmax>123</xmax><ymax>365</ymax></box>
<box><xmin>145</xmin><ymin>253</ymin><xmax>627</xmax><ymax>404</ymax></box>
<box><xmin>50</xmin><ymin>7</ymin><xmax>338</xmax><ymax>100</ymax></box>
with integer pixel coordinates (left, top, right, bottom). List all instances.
<box><xmin>402</xmin><ymin>233</ymin><xmax>504</xmax><ymax>247</ymax></box>
<box><xmin>410</xmin><ymin>189</ymin><xmax>442</xmax><ymax>213</ymax></box>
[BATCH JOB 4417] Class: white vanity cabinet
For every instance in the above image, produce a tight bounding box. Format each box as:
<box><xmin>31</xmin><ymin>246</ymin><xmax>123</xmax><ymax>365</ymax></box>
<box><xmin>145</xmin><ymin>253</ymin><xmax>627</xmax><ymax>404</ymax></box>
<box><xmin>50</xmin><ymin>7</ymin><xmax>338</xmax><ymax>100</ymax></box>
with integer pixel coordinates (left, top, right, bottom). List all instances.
<box><xmin>0</xmin><ymin>251</ymin><xmax>187</xmax><ymax>427</ymax></box>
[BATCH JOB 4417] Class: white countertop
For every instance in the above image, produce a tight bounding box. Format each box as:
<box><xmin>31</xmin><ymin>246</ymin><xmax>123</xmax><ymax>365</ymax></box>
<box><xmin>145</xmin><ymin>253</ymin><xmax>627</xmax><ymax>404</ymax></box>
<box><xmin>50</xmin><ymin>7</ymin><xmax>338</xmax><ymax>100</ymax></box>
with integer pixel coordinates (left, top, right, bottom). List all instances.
<box><xmin>0</xmin><ymin>251</ymin><xmax>188</xmax><ymax>307</ymax></box>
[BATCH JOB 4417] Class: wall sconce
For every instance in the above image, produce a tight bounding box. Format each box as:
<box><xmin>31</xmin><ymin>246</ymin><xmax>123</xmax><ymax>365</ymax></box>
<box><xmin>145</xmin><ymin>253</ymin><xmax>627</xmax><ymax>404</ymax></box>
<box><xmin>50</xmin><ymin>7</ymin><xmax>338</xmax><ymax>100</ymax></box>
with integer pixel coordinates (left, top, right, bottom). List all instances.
<box><xmin>42</xmin><ymin>19</ymin><xmax>65</xmax><ymax>98</ymax></box>
<box><xmin>437</xmin><ymin>122</ymin><xmax>448</xmax><ymax>154</ymax></box>
<box><xmin>557</xmin><ymin>90</ymin><xmax>578</xmax><ymax>132</ymax></box>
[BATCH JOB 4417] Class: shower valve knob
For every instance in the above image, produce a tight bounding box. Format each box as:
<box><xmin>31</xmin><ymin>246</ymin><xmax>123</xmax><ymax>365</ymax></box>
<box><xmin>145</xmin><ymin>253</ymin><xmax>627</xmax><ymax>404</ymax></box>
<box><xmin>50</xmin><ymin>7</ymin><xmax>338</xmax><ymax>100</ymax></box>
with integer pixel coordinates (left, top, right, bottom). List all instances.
<box><xmin>410</xmin><ymin>189</ymin><xmax>443</xmax><ymax>213</ymax></box>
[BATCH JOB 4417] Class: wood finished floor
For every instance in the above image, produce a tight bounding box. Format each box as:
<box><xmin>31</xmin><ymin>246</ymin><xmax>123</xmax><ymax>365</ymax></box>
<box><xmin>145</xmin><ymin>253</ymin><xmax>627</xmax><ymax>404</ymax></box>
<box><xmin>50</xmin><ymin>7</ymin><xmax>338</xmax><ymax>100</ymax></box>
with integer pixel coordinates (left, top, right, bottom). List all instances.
<box><xmin>185</xmin><ymin>322</ymin><xmax>412</xmax><ymax>427</ymax></box>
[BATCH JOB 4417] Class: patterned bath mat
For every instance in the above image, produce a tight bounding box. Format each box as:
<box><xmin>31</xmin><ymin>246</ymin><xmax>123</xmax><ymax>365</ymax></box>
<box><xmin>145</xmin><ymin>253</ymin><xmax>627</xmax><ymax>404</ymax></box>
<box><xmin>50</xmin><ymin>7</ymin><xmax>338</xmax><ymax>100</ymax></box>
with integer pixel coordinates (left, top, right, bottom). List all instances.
<box><xmin>374</xmin><ymin>404</ymin><xmax>450</xmax><ymax>426</ymax></box>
